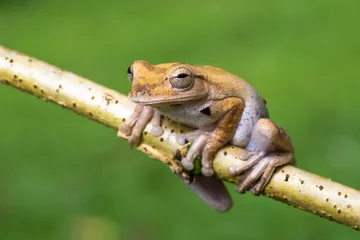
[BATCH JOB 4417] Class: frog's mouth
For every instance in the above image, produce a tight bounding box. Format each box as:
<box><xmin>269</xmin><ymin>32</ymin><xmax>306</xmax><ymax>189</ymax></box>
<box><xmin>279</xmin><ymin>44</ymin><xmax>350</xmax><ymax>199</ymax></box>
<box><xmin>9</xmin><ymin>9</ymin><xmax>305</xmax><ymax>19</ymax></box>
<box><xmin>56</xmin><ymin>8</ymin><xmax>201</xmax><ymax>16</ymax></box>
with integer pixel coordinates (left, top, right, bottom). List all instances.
<box><xmin>130</xmin><ymin>95</ymin><xmax>204</xmax><ymax>107</ymax></box>
<box><xmin>129</xmin><ymin>91</ymin><xmax>208</xmax><ymax>107</ymax></box>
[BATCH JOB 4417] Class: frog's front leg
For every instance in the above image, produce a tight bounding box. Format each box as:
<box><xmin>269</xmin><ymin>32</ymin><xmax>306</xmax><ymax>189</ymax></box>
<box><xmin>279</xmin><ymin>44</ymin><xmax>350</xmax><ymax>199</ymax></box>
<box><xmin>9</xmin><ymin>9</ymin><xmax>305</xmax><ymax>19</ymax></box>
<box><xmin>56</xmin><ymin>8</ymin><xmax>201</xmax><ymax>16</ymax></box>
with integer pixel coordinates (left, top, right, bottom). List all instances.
<box><xmin>178</xmin><ymin>98</ymin><xmax>245</xmax><ymax>177</ymax></box>
<box><xmin>118</xmin><ymin>105</ymin><xmax>164</xmax><ymax>146</ymax></box>
<box><xmin>228</xmin><ymin>118</ymin><xmax>294</xmax><ymax>195</ymax></box>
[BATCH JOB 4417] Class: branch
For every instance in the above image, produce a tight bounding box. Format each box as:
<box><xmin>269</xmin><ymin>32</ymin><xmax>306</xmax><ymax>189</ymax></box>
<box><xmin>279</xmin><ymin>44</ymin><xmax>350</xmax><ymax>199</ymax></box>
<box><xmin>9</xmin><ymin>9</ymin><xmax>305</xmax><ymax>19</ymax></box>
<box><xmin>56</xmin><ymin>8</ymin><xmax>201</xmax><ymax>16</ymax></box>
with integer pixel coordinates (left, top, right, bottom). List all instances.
<box><xmin>0</xmin><ymin>45</ymin><xmax>359</xmax><ymax>231</ymax></box>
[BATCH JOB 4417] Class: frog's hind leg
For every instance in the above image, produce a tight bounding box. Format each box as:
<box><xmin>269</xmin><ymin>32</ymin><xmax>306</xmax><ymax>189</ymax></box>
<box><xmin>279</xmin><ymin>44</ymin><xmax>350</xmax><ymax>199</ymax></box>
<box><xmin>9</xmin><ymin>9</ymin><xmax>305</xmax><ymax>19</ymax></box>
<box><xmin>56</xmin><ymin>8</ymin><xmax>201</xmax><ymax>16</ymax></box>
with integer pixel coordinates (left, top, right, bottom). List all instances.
<box><xmin>228</xmin><ymin>118</ymin><xmax>294</xmax><ymax>194</ymax></box>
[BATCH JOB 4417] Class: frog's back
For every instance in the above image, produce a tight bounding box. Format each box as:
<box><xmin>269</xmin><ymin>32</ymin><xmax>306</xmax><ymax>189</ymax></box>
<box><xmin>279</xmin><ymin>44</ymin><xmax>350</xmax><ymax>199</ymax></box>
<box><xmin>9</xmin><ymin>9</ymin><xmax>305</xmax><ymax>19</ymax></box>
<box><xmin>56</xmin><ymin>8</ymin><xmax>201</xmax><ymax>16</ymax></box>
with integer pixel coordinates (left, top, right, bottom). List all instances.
<box><xmin>192</xmin><ymin>64</ymin><xmax>269</xmax><ymax>147</ymax></box>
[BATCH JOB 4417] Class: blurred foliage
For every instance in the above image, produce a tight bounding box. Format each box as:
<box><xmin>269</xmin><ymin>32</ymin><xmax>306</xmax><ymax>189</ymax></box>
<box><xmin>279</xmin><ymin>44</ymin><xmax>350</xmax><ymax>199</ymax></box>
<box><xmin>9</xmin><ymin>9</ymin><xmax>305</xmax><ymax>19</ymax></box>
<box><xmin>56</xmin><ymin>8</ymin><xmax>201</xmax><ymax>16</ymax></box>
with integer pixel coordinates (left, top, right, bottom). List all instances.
<box><xmin>1</xmin><ymin>0</ymin><xmax>360</xmax><ymax>239</ymax></box>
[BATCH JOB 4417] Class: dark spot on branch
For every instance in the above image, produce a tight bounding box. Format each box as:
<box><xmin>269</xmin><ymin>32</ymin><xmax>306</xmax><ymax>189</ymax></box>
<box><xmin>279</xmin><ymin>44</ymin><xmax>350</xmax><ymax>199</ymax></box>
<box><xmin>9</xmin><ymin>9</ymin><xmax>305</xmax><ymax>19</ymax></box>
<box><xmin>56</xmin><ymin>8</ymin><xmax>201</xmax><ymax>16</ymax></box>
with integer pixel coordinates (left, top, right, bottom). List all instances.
<box><xmin>223</xmin><ymin>151</ymin><xmax>227</xmax><ymax>156</ymax></box>
<box><xmin>34</xmin><ymin>85</ymin><xmax>38</xmax><ymax>89</ymax></box>
<box><xmin>338</xmin><ymin>192</ymin><xmax>341</xmax><ymax>196</ymax></box>
<box><xmin>319</xmin><ymin>185</ymin><xmax>323</xmax><ymax>190</ymax></box>
<box><xmin>173</xmin><ymin>150</ymin><xmax>182</xmax><ymax>162</ymax></box>
<box><xmin>160</xmin><ymin>137</ymin><xmax>164</xmax><ymax>142</ymax></box>
<box><xmin>72</xmin><ymin>103</ymin><xmax>77</xmax><ymax>108</ymax></box>
<box><xmin>285</xmin><ymin>174</ymin><xmax>289</xmax><ymax>182</ymax></box>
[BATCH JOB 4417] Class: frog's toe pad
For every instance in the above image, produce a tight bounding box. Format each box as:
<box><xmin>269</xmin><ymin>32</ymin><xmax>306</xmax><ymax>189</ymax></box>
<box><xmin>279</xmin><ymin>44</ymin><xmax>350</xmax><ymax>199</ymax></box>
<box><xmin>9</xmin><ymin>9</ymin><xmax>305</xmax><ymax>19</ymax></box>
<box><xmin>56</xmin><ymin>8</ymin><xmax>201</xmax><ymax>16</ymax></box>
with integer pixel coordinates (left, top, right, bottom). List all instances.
<box><xmin>119</xmin><ymin>124</ymin><xmax>132</xmax><ymax>136</ymax></box>
<box><xmin>201</xmin><ymin>167</ymin><xmax>214</xmax><ymax>177</ymax></box>
<box><xmin>227</xmin><ymin>166</ymin><xmax>239</xmax><ymax>176</ymax></box>
<box><xmin>182</xmin><ymin>158</ymin><xmax>194</xmax><ymax>170</ymax></box>
<box><xmin>151</xmin><ymin>125</ymin><xmax>164</xmax><ymax>137</ymax></box>
<box><xmin>176</xmin><ymin>134</ymin><xmax>187</xmax><ymax>145</ymax></box>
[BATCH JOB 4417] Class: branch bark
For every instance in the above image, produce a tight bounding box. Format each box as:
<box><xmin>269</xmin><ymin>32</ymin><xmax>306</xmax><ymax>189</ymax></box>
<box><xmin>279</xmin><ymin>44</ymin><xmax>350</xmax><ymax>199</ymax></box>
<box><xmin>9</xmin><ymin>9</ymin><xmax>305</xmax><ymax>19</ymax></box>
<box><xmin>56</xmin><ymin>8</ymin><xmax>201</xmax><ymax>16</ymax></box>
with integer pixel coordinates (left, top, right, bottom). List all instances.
<box><xmin>0</xmin><ymin>45</ymin><xmax>359</xmax><ymax>230</ymax></box>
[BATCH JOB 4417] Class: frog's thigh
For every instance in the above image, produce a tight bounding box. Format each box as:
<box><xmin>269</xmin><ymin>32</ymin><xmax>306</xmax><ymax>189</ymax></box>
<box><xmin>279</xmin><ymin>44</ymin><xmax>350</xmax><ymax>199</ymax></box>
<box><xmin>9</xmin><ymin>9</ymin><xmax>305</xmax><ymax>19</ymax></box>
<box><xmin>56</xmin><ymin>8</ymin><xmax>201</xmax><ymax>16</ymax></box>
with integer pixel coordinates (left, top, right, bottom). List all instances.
<box><xmin>247</xmin><ymin>118</ymin><xmax>293</xmax><ymax>153</ymax></box>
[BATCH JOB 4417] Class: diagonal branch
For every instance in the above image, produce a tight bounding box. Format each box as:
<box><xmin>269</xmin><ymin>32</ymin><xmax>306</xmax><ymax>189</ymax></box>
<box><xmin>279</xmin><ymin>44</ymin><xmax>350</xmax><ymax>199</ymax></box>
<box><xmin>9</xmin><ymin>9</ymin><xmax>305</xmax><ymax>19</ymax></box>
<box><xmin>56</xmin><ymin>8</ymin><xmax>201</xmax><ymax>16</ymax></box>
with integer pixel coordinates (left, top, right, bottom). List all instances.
<box><xmin>0</xmin><ymin>45</ymin><xmax>359</xmax><ymax>231</ymax></box>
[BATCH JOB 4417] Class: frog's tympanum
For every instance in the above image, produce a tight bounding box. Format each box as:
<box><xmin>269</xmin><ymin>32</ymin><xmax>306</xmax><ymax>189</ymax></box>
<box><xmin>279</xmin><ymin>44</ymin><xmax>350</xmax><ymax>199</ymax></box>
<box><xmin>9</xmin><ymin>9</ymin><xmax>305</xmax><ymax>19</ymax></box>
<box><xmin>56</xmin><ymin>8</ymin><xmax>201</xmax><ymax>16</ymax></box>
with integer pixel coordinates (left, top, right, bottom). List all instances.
<box><xmin>119</xmin><ymin>60</ymin><xmax>294</xmax><ymax>212</ymax></box>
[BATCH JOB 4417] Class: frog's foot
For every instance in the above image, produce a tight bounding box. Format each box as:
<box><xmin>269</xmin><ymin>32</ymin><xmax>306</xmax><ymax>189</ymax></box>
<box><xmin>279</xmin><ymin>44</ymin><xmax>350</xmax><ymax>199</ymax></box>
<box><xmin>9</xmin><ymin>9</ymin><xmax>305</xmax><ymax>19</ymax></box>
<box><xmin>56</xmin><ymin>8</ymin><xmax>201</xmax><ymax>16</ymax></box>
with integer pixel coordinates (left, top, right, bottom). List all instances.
<box><xmin>177</xmin><ymin>131</ymin><xmax>223</xmax><ymax>177</ymax></box>
<box><xmin>118</xmin><ymin>105</ymin><xmax>163</xmax><ymax>147</ymax></box>
<box><xmin>230</xmin><ymin>152</ymin><xmax>293</xmax><ymax>195</ymax></box>
<box><xmin>228</xmin><ymin>118</ymin><xmax>294</xmax><ymax>195</ymax></box>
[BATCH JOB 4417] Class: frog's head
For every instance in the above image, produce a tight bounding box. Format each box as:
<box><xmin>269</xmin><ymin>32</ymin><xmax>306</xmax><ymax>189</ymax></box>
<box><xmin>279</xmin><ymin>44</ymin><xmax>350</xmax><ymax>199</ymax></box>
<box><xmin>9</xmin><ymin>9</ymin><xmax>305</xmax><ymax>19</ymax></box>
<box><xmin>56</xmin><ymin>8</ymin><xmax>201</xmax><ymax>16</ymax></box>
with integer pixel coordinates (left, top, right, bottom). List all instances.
<box><xmin>126</xmin><ymin>60</ymin><xmax>209</xmax><ymax>107</ymax></box>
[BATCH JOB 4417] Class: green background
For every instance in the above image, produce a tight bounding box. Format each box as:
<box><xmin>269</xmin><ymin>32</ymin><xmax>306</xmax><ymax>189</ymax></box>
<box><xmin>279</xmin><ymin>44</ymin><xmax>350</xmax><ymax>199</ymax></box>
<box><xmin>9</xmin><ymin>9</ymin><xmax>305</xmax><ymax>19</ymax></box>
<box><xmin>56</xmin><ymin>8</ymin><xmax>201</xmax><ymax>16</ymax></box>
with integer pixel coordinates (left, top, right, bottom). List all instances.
<box><xmin>1</xmin><ymin>0</ymin><xmax>359</xmax><ymax>239</ymax></box>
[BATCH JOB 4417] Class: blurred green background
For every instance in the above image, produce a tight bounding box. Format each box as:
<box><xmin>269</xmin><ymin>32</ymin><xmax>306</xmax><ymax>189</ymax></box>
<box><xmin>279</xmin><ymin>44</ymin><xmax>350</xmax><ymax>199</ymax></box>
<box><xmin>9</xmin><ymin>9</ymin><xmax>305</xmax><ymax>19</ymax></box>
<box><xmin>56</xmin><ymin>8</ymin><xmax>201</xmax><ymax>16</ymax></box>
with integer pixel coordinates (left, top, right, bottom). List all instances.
<box><xmin>1</xmin><ymin>0</ymin><xmax>360</xmax><ymax>239</ymax></box>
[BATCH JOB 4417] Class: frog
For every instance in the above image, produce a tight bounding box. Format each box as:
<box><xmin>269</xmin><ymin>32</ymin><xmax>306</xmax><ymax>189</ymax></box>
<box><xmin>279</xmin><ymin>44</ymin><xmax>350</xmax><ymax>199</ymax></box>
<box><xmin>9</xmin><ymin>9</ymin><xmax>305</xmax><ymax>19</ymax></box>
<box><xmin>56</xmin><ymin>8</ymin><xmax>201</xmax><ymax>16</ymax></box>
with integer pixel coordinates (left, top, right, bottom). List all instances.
<box><xmin>119</xmin><ymin>60</ymin><xmax>294</xmax><ymax>212</ymax></box>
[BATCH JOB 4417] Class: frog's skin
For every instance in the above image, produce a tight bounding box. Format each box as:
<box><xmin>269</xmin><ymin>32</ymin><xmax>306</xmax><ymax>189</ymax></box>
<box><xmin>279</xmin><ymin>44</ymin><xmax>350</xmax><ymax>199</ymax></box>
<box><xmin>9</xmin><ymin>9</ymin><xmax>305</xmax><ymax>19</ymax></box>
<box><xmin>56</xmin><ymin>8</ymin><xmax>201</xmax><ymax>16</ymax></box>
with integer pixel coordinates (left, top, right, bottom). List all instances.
<box><xmin>119</xmin><ymin>60</ymin><xmax>294</xmax><ymax>212</ymax></box>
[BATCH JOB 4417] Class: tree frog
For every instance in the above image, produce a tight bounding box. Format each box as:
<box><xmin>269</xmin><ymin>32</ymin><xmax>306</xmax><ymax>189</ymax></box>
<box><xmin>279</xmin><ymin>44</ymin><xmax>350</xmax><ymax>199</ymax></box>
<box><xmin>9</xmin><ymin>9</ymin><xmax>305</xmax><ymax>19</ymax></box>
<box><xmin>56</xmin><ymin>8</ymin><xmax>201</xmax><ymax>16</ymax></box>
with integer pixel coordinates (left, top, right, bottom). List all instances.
<box><xmin>119</xmin><ymin>60</ymin><xmax>294</xmax><ymax>212</ymax></box>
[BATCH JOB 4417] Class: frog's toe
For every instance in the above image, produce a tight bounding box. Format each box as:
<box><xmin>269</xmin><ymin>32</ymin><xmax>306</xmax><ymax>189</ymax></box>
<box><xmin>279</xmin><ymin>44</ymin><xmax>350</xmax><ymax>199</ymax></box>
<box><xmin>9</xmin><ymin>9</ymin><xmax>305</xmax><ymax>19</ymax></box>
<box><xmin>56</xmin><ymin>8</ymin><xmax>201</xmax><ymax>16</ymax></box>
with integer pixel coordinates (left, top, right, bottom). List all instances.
<box><xmin>128</xmin><ymin>134</ymin><xmax>141</xmax><ymax>148</ymax></box>
<box><xmin>180</xmin><ymin>135</ymin><xmax>207</xmax><ymax>171</ymax></box>
<box><xmin>239</xmin><ymin>151</ymin><xmax>257</xmax><ymax>160</ymax></box>
<box><xmin>118</xmin><ymin>124</ymin><xmax>132</xmax><ymax>136</ymax></box>
<box><xmin>151</xmin><ymin>125</ymin><xmax>164</xmax><ymax>137</ymax></box>
<box><xmin>181</xmin><ymin>158</ymin><xmax>194</xmax><ymax>170</ymax></box>
<box><xmin>176</xmin><ymin>134</ymin><xmax>187</xmax><ymax>145</ymax></box>
<box><xmin>201</xmin><ymin>167</ymin><xmax>214</xmax><ymax>177</ymax></box>
<box><xmin>176</xmin><ymin>130</ymin><xmax>205</xmax><ymax>146</ymax></box>
<box><xmin>228</xmin><ymin>151</ymin><xmax>265</xmax><ymax>176</ymax></box>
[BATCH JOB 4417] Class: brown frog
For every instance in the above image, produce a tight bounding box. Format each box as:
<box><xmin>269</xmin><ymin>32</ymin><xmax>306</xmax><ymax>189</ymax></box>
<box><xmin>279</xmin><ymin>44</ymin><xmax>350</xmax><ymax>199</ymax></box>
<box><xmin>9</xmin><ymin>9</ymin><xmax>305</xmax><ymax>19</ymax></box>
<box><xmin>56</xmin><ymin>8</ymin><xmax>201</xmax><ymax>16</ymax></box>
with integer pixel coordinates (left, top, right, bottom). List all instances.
<box><xmin>119</xmin><ymin>60</ymin><xmax>294</xmax><ymax>212</ymax></box>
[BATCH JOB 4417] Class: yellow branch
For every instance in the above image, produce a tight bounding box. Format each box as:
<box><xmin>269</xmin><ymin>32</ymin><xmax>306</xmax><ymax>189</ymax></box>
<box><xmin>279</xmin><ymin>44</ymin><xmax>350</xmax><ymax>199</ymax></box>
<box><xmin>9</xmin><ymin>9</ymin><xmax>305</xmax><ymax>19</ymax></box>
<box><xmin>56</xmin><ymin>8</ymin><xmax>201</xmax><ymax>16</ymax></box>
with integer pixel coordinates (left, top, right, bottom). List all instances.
<box><xmin>0</xmin><ymin>45</ymin><xmax>359</xmax><ymax>231</ymax></box>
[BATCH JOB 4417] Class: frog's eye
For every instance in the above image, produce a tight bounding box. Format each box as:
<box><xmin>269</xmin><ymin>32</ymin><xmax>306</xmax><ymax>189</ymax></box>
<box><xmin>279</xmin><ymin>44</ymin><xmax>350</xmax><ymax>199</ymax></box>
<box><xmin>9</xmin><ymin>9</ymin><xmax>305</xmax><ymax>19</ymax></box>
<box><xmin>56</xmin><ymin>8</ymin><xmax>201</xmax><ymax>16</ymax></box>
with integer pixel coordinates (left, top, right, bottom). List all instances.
<box><xmin>127</xmin><ymin>65</ymin><xmax>133</xmax><ymax>83</ymax></box>
<box><xmin>169</xmin><ymin>67</ymin><xmax>194</xmax><ymax>89</ymax></box>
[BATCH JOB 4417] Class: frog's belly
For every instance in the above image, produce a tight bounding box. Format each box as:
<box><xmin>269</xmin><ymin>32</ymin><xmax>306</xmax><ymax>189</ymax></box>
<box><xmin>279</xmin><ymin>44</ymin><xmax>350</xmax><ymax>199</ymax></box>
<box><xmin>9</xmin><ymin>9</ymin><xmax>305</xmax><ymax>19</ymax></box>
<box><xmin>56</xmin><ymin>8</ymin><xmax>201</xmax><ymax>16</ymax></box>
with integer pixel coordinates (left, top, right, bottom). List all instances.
<box><xmin>167</xmin><ymin>112</ymin><xmax>216</xmax><ymax>130</ymax></box>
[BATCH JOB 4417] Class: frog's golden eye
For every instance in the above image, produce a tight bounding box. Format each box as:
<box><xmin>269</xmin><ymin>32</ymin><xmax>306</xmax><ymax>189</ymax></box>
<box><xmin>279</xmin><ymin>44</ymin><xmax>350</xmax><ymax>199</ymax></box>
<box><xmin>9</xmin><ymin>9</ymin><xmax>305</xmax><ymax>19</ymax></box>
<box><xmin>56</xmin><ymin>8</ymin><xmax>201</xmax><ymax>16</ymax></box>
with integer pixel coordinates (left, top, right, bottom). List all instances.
<box><xmin>127</xmin><ymin>65</ymin><xmax>133</xmax><ymax>83</ymax></box>
<box><xmin>169</xmin><ymin>67</ymin><xmax>194</xmax><ymax>89</ymax></box>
